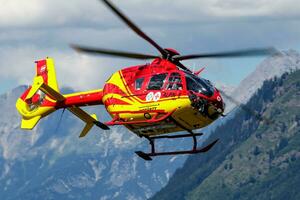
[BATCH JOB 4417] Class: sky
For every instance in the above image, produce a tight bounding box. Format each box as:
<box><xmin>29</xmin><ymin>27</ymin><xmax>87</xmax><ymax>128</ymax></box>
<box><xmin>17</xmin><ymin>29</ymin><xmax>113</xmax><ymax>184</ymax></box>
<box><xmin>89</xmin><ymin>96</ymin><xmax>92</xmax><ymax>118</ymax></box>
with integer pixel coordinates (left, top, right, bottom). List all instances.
<box><xmin>1</xmin><ymin>0</ymin><xmax>300</xmax><ymax>94</ymax></box>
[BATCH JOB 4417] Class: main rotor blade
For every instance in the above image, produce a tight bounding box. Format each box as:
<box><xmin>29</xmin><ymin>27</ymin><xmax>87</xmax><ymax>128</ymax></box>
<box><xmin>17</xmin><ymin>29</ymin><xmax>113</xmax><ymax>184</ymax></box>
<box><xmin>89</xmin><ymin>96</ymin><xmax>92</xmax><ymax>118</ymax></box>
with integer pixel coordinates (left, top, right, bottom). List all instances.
<box><xmin>71</xmin><ymin>44</ymin><xmax>159</xmax><ymax>60</ymax></box>
<box><xmin>218</xmin><ymin>89</ymin><xmax>273</xmax><ymax>124</ymax></box>
<box><xmin>174</xmin><ymin>47</ymin><xmax>278</xmax><ymax>61</ymax></box>
<box><xmin>172</xmin><ymin>60</ymin><xmax>192</xmax><ymax>72</ymax></box>
<box><xmin>101</xmin><ymin>0</ymin><xmax>167</xmax><ymax>58</ymax></box>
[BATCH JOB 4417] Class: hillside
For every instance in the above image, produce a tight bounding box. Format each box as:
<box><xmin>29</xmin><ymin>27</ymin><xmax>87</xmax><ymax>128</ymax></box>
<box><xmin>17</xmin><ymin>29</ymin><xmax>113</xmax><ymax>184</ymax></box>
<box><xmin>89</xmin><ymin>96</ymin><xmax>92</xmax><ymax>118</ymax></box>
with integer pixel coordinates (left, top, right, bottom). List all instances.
<box><xmin>151</xmin><ymin>70</ymin><xmax>300</xmax><ymax>200</ymax></box>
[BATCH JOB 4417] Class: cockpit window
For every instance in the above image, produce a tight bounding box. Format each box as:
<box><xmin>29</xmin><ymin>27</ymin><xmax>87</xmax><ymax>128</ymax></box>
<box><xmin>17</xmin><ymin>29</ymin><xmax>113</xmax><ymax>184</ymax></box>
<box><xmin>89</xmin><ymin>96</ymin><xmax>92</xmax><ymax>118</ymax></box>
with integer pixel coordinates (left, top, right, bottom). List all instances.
<box><xmin>166</xmin><ymin>72</ymin><xmax>183</xmax><ymax>90</ymax></box>
<box><xmin>185</xmin><ymin>73</ymin><xmax>214</xmax><ymax>96</ymax></box>
<box><xmin>135</xmin><ymin>77</ymin><xmax>144</xmax><ymax>90</ymax></box>
<box><xmin>147</xmin><ymin>73</ymin><xmax>167</xmax><ymax>90</ymax></box>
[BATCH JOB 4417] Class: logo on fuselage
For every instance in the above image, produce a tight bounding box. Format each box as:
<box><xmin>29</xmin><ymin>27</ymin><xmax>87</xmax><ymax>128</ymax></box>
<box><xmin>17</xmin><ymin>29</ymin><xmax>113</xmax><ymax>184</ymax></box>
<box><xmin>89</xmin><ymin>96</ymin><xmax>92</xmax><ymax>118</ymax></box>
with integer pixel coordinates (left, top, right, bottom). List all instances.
<box><xmin>146</xmin><ymin>92</ymin><xmax>161</xmax><ymax>102</ymax></box>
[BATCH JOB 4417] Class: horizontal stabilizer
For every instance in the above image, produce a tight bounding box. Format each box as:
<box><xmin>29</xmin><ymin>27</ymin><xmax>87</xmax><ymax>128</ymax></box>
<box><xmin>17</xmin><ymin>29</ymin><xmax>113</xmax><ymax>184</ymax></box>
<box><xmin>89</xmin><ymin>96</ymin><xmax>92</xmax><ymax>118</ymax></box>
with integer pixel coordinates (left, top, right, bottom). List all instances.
<box><xmin>40</xmin><ymin>82</ymin><xmax>65</xmax><ymax>102</ymax></box>
<box><xmin>79</xmin><ymin>123</ymin><xmax>94</xmax><ymax>138</ymax></box>
<box><xmin>37</xmin><ymin>82</ymin><xmax>109</xmax><ymax>135</ymax></box>
<box><xmin>79</xmin><ymin>113</ymin><xmax>99</xmax><ymax>138</ymax></box>
<box><xmin>68</xmin><ymin>106</ymin><xmax>109</xmax><ymax>137</ymax></box>
<box><xmin>94</xmin><ymin>120</ymin><xmax>110</xmax><ymax>130</ymax></box>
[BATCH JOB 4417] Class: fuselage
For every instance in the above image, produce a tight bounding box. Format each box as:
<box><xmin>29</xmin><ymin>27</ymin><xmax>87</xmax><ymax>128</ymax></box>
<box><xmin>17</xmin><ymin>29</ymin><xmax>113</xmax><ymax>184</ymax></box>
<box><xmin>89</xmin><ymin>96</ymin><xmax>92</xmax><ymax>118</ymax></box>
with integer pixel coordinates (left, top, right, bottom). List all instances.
<box><xmin>102</xmin><ymin>58</ymin><xmax>224</xmax><ymax>136</ymax></box>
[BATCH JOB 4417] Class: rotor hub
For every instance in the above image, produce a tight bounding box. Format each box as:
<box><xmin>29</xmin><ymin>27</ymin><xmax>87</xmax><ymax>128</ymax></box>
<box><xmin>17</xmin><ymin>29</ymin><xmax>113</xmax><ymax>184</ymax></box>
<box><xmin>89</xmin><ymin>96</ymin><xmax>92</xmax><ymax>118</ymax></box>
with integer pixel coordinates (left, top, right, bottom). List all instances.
<box><xmin>164</xmin><ymin>48</ymin><xmax>180</xmax><ymax>56</ymax></box>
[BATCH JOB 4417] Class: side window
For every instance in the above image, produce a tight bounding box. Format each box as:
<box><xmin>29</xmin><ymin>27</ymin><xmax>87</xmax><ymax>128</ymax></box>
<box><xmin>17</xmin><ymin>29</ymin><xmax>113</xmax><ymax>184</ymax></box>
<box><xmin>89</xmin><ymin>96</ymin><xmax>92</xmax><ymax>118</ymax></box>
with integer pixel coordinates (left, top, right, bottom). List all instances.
<box><xmin>185</xmin><ymin>76</ymin><xmax>198</xmax><ymax>92</ymax></box>
<box><xmin>135</xmin><ymin>77</ymin><xmax>144</xmax><ymax>90</ymax></box>
<box><xmin>186</xmin><ymin>76</ymin><xmax>199</xmax><ymax>92</ymax></box>
<box><xmin>166</xmin><ymin>72</ymin><xmax>183</xmax><ymax>90</ymax></box>
<box><xmin>147</xmin><ymin>73</ymin><xmax>167</xmax><ymax>90</ymax></box>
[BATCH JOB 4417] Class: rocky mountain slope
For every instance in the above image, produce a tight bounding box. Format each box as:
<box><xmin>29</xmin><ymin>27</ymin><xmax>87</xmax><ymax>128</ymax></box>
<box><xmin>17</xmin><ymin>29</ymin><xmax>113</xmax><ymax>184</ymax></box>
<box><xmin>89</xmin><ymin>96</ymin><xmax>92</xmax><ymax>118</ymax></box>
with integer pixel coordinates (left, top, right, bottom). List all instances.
<box><xmin>231</xmin><ymin>49</ymin><xmax>300</xmax><ymax>104</ymax></box>
<box><xmin>151</xmin><ymin>69</ymin><xmax>300</xmax><ymax>200</ymax></box>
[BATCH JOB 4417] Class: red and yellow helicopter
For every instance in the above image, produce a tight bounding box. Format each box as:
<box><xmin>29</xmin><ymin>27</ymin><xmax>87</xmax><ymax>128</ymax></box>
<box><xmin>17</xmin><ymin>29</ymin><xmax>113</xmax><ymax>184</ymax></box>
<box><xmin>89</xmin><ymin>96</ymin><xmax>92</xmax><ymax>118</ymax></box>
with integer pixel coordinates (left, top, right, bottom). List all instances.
<box><xmin>16</xmin><ymin>0</ymin><xmax>275</xmax><ymax>160</ymax></box>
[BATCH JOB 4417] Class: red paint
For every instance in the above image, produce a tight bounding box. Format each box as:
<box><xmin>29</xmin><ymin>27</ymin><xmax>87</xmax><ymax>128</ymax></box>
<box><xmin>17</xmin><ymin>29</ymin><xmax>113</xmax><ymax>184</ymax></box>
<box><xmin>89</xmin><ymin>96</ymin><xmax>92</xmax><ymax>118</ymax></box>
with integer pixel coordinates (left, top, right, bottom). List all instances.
<box><xmin>36</xmin><ymin>59</ymin><xmax>48</xmax><ymax>84</ymax></box>
<box><xmin>165</xmin><ymin>48</ymin><xmax>180</xmax><ymax>56</ymax></box>
<box><xmin>104</xmin><ymin>97</ymin><xmax>131</xmax><ymax>107</ymax></box>
<box><xmin>20</xmin><ymin>86</ymin><xmax>31</xmax><ymax>100</ymax></box>
<box><xmin>57</xmin><ymin>91</ymin><xmax>104</xmax><ymax>108</ymax></box>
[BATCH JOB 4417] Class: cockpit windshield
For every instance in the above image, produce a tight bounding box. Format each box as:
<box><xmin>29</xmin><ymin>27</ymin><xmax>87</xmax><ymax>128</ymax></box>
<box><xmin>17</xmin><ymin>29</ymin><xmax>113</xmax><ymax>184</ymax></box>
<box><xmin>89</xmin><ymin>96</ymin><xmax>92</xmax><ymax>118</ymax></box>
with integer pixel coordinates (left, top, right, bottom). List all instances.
<box><xmin>185</xmin><ymin>73</ymin><xmax>214</xmax><ymax>96</ymax></box>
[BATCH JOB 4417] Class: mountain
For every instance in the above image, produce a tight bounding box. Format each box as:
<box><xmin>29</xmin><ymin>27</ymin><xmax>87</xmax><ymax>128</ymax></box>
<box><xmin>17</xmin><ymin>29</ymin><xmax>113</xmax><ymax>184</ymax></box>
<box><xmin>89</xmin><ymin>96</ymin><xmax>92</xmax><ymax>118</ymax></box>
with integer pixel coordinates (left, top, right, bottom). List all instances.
<box><xmin>0</xmin><ymin>87</ymin><xmax>188</xmax><ymax>200</ymax></box>
<box><xmin>150</xmin><ymin>69</ymin><xmax>300</xmax><ymax>199</ymax></box>
<box><xmin>214</xmin><ymin>50</ymin><xmax>300</xmax><ymax>113</ymax></box>
<box><xmin>230</xmin><ymin>49</ymin><xmax>300</xmax><ymax>106</ymax></box>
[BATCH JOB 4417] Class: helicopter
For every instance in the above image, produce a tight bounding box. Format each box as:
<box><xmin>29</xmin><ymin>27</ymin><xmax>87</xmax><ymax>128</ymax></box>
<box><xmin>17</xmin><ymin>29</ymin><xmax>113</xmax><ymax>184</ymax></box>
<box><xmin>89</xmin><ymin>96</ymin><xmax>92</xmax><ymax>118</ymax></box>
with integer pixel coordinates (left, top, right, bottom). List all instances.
<box><xmin>16</xmin><ymin>0</ymin><xmax>275</xmax><ymax>160</ymax></box>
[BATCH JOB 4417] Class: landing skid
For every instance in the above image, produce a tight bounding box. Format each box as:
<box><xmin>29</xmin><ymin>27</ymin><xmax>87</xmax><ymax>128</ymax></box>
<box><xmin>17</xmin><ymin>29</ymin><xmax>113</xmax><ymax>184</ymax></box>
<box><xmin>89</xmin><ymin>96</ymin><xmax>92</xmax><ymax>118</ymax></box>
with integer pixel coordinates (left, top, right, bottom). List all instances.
<box><xmin>135</xmin><ymin>132</ymin><xmax>219</xmax><ymax>161</ymax></box>
<box><xmin>135</xmin><ymin>117</ymin><xmax>219</xmax><ymax>161</ymax></box>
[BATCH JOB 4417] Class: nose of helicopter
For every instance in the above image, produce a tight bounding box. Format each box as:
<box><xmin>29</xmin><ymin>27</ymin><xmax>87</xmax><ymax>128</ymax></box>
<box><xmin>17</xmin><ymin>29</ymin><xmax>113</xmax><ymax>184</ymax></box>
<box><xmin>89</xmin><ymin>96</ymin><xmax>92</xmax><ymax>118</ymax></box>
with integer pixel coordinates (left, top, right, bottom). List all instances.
<box><xmin>188</xmin><ymin>88</ymin><xmax>225</xmax><ymax>120</ymax></box>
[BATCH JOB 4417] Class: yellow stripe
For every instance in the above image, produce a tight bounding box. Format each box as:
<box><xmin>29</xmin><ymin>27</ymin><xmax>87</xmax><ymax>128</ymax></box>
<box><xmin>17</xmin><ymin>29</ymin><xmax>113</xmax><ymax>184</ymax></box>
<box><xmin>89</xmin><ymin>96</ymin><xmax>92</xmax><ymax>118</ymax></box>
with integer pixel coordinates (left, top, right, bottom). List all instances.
<box><xmin>102</xmin><ymin>94</ymin><xmax>134</xmax><ymax>105</ymax></box>
<box><xmin>46</xmin><ymin>58</ymin><xmax>59</xmax><ymax>92</ymax></box>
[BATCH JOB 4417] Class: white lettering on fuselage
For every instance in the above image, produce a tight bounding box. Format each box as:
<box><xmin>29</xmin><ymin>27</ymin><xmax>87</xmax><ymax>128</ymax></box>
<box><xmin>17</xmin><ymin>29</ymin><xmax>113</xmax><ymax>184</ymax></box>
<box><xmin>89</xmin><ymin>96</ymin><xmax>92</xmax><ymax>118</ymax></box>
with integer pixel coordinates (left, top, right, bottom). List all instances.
<box><xmin>146</xmin><ymin>92</ymin><xmax>161</xmax><ymax>102</ymax></box>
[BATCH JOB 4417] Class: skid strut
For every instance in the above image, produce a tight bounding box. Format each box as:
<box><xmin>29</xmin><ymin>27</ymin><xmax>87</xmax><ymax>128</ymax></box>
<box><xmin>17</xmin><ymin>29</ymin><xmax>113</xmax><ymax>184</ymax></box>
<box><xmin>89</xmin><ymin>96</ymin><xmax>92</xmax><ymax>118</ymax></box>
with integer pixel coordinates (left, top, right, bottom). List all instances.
<box><xmin>135</xmin><ymin>132</ymin><xmax>219</xmax><ymax>161</ymax></box>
